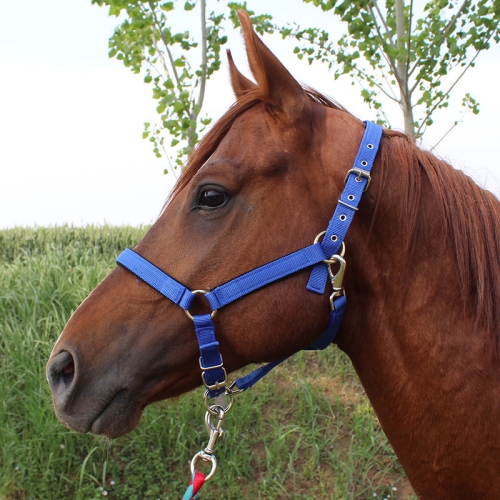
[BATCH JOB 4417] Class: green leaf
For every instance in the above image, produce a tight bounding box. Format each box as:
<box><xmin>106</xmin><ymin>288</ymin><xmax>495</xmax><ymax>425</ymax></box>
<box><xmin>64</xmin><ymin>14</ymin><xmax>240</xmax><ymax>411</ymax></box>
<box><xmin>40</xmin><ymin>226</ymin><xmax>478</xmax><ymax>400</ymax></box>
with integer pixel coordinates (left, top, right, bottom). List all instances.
<box><xmin>161</xmin><ymin>2</ymin><xmax>174</xmax><ymax>11</ymax></box>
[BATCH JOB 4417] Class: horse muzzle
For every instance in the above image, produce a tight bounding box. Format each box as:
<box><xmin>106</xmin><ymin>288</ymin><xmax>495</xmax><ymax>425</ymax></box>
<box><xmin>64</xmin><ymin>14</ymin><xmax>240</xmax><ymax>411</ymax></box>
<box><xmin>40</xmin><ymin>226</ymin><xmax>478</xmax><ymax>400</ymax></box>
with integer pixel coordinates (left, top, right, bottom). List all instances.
<box><xmin>46</xmin><ymin>348</ymin><xmax>142</xmax><ymax>438</ymax></box>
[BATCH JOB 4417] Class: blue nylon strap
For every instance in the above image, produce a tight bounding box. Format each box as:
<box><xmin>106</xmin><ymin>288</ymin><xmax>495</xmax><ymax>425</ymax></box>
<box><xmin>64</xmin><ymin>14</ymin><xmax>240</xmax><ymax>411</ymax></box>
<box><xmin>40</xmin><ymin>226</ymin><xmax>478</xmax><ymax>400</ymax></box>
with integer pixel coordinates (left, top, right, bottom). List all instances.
<box><xmin>233</xmin><ymin>358</ymin><xmax>289</xmax><ymax>392</ymax></box>
<box><xmin>192</xmin><ymin>314</ymin><xmax>226</xmax><ymax>395</ymax></box>
<box><xmin>306</xmin><ymin>121</ymin><xmax>383</xmax><ymax>294</ymax></box>
<box><xmin>233</xmin><ymin>294</ymin><xmax>347</xmax><ymax>392</ymax></box>
<box><xmin>205</xmin><ymin>243</ymin><xmax>327</xmax><ymax>310</ymax></box>
<box><xmin>117</xmin><ymin>248</ymin><xmax>196</xmax><ymax>310</ymax></box>
<box><xmin>304</xmin><ymin>294</ymin><xmax>347</xmax><ymax>350</ymax></box>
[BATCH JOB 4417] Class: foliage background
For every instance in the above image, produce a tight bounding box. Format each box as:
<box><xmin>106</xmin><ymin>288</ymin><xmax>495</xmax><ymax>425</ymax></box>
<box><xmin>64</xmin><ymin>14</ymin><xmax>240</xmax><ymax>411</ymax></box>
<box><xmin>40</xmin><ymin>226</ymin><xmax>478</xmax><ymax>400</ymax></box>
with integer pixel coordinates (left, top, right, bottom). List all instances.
<box><xmin>2</xmin><ymin>0</ymin><xmax>500</xmax><ymax>230</ymax></box>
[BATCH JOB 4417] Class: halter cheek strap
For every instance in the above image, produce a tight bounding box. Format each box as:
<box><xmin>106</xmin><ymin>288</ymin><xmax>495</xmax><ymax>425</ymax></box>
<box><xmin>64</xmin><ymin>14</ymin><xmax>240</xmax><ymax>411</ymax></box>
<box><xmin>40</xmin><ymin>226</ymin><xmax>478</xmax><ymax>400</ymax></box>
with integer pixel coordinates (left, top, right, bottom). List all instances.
<box><xmin>116</xmin><ymin>121</ymin><xmax>382</xmax><ymax>397</ymax></box>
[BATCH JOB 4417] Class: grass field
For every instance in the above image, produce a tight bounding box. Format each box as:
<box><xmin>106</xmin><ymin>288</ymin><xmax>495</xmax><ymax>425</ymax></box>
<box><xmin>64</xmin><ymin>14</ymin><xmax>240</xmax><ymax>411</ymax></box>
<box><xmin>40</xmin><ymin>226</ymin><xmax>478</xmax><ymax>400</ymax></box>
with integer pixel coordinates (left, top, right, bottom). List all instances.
<box><xmin>0</xmin><ymin>226</ymin><xmax>415</xmax><ymax>499</ymax></box>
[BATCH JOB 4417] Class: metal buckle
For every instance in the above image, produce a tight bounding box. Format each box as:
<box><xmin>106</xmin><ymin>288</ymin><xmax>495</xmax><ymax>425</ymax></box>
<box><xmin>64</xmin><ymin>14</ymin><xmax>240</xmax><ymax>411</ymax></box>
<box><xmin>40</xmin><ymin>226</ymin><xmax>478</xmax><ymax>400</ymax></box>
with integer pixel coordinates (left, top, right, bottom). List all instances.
<box><xmin>329</xmin><ymin>288</ymin><xmax>346</xmax><ymax>310</ymax></box>
<box><xmin>184</xmin><ymin>290</ymin><xmax>217</xmax><ymax>321</ymax></box>
<box><xmin>344</xmin><ymin>167</ymin><xmax>371</xmax><ymax>191</ymax></box>
<box><xmin>201</xmin><ymin>367</ymin><xmax>228</xmax><ymax>392</ymax></box>
<box><xmin>199</xmin><ymin>357</ymin><xmax>224</xmax><ymax>371</ymax></box>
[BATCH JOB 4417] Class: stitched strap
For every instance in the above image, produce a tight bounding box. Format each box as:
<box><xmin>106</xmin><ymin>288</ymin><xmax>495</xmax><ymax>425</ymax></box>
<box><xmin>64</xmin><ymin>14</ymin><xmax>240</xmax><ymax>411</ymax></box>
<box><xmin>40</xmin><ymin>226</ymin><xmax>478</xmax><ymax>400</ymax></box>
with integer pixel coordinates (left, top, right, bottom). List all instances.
<box><xmin>205</xmin><ymin>243</ymin><xmax>327</xmax><ymax>310</ymax></box>
<box><xmin>117</xmin><ymin>248</ymin><xmax>195</xmax><ymax>310</ymax></box>
<box><xmin>233</xmin><ymin>358</ymin><xmax>288</xmax><ymax>392</ymax></box>
<box><xmin>307</xmin><ymin>121</ymin><xmax>383</xmax><ymax>294</ymax></box>
<box><xmin>192</xmin><ymin>314</ymin><xmax>226</xmax><ymax>393</ymax></box>
<box><xmin>304</xmin><ymin>294</ymin><xmax>347</xmax><ymax>350</ymax></box>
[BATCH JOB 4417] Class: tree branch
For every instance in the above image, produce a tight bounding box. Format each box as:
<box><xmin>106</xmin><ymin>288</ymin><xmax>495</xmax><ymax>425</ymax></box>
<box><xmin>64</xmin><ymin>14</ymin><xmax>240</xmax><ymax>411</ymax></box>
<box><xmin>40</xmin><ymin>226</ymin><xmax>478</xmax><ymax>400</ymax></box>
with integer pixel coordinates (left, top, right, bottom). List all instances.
<box><xmin>355</xmin><ymin>74</ymin><xmax>392</xmax><ymax>124</ymax></box>
<box><xmin>347</xmin><ymin>63</ymin><xmax>400</xmax><ymax>103</ymax></box>
<box><xmin>406</xmin><ymin>0</ymin><xmax>413</xmax><ymax>76</ymax></box>
<box><xmin>367</xmin><ymin>4</ymin><xmax>401</xmax><ymax>86</ymax></box>
<box><xmin>195</xmin><ymin>0</ymin><xmax>207</xmax><ymax>113</ymax></box>
<box><xmin>408</xmin><ymin>0</ymin><xmax>468</xmax><ymax>78</ymax></box>
<box><xmin>416</xmin><ymin>50</ymin><xmax>480</xmax><ymax>136</ymax></box>
<box><xmin>148</xmin><ymin>1</ymin><xmax>181</xmax><ymax>87</ymax></box>
<box><xmin>150</xmin><ymin>34</ymin><xmax>170</xmax><ymax>82</ymax></box>
<box><xmin>370</xmin><ymin>0</ymin><xmax>397</xmax><ymax>51</ymax></box>
<box><xmin>430</xmin><ymin>110</ymin><xmax>467</xmax><ymax>150</ymax></box>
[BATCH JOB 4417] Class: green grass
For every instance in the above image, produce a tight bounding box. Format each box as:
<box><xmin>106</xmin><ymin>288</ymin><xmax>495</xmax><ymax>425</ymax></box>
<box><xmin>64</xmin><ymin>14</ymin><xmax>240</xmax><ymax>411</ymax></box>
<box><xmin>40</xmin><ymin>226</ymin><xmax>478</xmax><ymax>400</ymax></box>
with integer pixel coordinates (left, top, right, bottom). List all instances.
<box><xmin>0</xmin><ymin>226</ymin><xmax>412</xmax><ymax>499</ymax></box>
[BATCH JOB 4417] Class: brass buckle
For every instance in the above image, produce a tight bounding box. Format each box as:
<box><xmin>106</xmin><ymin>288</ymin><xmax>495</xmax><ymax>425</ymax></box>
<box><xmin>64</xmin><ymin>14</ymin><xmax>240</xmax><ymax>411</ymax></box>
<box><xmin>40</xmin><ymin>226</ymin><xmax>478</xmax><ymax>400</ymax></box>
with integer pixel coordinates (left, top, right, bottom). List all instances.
<box><xmin>344</xmin><ymin>167</ymin><xmax>371</xmax><ymax>191</ymax></box>
<box><xmin>184</xmin><ymin>290</ymin><xmax>217</xmax><ymax>321</ymax></box>
<box><xmin>201</xmin><ymin>367</ymin><xmax>228</xmax><ymax>392</ymax></box>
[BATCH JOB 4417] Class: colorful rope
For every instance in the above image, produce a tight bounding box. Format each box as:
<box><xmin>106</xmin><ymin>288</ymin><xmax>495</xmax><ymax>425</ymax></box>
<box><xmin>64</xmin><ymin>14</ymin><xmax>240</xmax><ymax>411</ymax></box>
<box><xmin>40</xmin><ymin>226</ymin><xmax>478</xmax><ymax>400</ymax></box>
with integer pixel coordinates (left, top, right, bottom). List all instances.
<box><xmin>181</xmin><ymin>471</ymin><xmax>206</xmax><ymax>500</ymax></box>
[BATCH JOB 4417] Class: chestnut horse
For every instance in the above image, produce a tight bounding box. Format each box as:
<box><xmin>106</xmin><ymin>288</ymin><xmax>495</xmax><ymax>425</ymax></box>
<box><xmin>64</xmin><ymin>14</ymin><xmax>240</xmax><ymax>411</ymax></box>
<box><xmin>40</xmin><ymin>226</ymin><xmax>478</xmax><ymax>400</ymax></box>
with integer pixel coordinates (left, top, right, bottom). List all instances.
<box><xmin>47</xmin><ymin>11</ymin><xmax>500</xmax><ymax>499</ymax></box>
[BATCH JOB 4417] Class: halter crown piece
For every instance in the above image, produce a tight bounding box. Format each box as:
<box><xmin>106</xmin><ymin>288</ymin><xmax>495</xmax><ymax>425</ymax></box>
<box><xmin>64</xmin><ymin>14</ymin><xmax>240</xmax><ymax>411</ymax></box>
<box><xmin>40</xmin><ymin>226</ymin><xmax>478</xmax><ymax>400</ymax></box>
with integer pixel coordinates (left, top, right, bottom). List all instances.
<box><xmin>116</xmin><ymin>121</ymin><xmax>383</xmax><ymax>494</ymax></box>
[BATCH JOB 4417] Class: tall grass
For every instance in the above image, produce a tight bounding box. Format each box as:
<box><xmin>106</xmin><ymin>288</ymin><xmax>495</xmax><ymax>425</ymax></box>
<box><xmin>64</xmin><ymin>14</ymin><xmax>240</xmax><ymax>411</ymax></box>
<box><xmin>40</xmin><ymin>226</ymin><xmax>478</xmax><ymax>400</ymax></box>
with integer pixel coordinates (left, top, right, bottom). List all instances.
<box><xmin>0</xmin><ymin>226</ymin><xmax>411</xmax><ymax>499</ymax></box>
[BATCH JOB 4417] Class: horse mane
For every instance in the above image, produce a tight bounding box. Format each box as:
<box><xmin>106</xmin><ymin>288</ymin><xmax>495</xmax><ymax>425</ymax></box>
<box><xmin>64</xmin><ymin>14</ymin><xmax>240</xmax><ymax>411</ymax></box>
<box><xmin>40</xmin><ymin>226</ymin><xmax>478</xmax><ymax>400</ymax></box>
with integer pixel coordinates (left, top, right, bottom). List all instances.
<box><xmin>379</xmin><ymin>130</ymin><xmax>500</xmax><ymax>335</ymax></box>
<box><xmin>167</xmin><ymin>86</ymin><xmax>500</xmax><ymax>336</ymax></box>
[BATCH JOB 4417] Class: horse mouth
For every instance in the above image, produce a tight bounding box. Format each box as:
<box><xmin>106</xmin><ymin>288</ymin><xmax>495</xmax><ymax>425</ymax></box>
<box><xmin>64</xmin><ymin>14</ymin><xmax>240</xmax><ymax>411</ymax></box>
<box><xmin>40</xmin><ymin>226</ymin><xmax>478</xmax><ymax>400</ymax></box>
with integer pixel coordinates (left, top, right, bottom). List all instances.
<box><xmin>88</xmin><ymin>388</ymin><xmax>143</xmax><ymax>438</ymax></box>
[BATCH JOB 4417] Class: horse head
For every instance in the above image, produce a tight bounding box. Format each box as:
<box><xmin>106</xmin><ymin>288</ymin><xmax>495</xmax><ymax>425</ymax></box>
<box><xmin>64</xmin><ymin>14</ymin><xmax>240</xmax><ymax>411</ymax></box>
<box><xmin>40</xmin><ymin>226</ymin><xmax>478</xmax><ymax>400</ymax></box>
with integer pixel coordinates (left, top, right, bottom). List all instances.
<box><xmin>46</xmin><ymin>11</ymin><xmax>368</xmax><ymax>439</ymax></box>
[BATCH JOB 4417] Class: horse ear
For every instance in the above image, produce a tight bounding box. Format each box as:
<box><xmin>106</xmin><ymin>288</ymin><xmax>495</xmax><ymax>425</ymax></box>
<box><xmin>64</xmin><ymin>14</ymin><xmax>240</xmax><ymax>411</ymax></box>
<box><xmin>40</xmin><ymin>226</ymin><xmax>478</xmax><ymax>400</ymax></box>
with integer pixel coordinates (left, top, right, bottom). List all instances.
<box><xmin>227</xmin><ymin>49</ymin><xmax>257</xmax><ymax>99</ymax></box>
<box><xmin>237</xmin><ymin>10</ymin><xmax>309</xmax><ymax>121</ymax></box>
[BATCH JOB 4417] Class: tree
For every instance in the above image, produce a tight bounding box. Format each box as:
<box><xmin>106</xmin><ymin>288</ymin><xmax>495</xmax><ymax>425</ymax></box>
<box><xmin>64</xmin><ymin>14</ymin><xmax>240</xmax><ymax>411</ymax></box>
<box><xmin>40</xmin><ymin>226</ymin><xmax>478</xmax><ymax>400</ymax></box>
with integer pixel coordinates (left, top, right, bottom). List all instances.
<box><xmin>92</xmin><ymin>0</ymin><xmax>272</xmax><ymax>176</ymax></box>
<box><xmin>280</xmin><ymin>0</ymin><xmax>499</xmax><ymax>144</ymax></box>
<box><xmin>94</xmin><ymin>1</ymin><xmax>499</xmax><ymax>171</ymax></box>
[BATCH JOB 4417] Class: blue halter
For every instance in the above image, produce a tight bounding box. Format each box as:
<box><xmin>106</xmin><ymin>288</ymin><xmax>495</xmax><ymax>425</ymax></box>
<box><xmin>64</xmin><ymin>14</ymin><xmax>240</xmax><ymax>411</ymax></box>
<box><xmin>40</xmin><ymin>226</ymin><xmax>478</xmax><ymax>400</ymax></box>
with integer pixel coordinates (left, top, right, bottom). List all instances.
<box><xmin>116</xmin><ymin>121</ymin><xmax>382</xmax><ymax>397</ymax></box>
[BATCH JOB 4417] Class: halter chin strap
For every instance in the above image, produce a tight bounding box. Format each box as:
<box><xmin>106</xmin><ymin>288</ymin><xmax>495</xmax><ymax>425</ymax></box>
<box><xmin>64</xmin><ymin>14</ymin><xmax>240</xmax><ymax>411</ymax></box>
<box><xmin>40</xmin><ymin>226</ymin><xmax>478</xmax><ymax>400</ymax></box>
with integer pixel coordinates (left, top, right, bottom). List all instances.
<box><xmin>116</xmin><ymin>121</ymin><xmax>382</xmax><ymax>397</ymax></box>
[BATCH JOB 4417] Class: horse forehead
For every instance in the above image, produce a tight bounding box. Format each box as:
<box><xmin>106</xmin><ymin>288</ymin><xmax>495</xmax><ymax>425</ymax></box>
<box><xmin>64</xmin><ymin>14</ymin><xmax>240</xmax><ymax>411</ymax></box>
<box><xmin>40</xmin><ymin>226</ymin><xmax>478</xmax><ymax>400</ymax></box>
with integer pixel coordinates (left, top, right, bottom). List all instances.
<box><xmin>211</xmin><ymin>108</ymin><xmax>305</xmax><ymax>173</ymax></box>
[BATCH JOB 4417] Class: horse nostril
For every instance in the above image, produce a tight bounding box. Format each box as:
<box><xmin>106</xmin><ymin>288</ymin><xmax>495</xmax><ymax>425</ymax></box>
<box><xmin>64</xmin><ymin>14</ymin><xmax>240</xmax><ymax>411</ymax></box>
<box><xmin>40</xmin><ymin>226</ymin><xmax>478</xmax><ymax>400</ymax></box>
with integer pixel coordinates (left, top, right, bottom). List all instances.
<box><xmin>62</xmin><ymin>359</ymin><xmax>75</xmax><ymax>385</ymax></box>
<box><xmin>47</xmin><ymin>351</ymin><xmax>76</xmax><ymax>392</ymax></box>
<box><xmin>63</xmin><ymin>360</ymin><xmax>74</xmax><ymax>374</ymax></box>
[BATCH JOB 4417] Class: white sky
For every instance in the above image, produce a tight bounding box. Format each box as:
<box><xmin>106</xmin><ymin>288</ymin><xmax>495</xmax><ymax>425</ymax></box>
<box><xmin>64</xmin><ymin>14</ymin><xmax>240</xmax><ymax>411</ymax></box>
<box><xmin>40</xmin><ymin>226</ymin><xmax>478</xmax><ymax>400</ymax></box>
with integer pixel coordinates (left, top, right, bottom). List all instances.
<box><xmin>1</xmin><ymin>0</ymin><xmax>499</xmax><ymax>228</ymax></box>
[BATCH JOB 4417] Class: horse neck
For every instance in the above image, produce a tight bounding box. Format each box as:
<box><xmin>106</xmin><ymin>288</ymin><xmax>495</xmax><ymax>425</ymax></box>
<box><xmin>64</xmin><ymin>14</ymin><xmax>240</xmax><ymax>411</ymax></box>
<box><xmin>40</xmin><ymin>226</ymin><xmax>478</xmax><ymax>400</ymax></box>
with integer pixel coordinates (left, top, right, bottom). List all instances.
<box><xmin>333</xmin><ymin>134</ymin><xmax>500</xmax><ymax>497</ymax></box>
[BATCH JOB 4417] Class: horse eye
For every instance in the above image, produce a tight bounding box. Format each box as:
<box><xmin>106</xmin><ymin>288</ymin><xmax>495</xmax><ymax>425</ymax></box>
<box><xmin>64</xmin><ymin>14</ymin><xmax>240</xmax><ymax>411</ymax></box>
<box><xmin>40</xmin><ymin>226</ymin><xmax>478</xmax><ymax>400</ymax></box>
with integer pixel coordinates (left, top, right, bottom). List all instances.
<box><xmin>198</xmin><ymin>189</ymin><xmax>228</xmax><ymax>209</ymax></box>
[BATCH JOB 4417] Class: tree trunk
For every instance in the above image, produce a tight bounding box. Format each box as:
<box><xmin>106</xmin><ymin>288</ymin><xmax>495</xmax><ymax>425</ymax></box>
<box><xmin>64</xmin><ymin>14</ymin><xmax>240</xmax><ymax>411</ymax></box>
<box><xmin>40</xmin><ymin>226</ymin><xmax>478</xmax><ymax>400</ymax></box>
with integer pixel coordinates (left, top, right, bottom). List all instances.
<box><xmin>395</xmin><ymin>0</ymin><xmax>416</xmax><ymax>142</ymax></box>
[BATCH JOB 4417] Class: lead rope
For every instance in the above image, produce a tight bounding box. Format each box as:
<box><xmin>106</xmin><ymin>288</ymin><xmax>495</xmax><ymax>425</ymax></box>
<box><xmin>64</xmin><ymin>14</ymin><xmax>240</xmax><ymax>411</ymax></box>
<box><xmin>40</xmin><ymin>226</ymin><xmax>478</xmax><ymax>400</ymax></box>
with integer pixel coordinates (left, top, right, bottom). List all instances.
<box><xmin>181</xmin><ymin>471</ymin><xmax>206</xmax><ymax>499</ymax></box>
<box><xmin>181</xmin><ymin>387</ymin><xmax>240</xmax><ymax>499</ymax></box>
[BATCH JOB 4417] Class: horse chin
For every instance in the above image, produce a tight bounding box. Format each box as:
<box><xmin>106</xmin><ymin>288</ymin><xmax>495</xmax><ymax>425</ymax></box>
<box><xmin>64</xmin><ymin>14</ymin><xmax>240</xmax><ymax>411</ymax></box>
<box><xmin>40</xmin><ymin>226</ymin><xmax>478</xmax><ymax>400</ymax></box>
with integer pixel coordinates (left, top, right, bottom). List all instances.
<box><xmin>55</xmin><ymin>388</ymin><xmax>144</xmax><ymax>439</ymax></box>
<box><xmin>91</xmin><ymin>393</ymin><xmax>144</xmax><ymax>438</ymax></box>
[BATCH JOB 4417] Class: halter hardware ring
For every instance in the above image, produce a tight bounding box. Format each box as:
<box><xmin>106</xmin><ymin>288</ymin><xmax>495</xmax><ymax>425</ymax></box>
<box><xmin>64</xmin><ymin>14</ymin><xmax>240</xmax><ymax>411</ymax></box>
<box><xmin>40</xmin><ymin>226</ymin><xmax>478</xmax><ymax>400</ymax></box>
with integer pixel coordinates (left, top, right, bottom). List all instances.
<box><xmin>313</xmin><ymin>231</ymin><xmax>346</xmax><ymax>259</ymax></box>
<box><xmin>203</xmin><ymin>389</ymin><xmax>235</xmax><ymax>414</ymax></box>
<box><xmin>184</xmin><ymin>290</ymin><xmax>217</xmax><ymax>321</ymax></box>
<box><xmin>190</xmin><ymin>451</ymin><xmax>217</xmax><ymax>482</ymax></box>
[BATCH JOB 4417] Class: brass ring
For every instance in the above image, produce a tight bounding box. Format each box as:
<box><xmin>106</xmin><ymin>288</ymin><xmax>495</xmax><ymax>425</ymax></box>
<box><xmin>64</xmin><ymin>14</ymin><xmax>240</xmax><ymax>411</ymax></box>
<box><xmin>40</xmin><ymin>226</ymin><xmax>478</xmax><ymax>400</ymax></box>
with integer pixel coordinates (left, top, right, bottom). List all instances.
<box><xmin>184</xmin><ymin>290</ymin><xmax>217</xmax><ymax>321</ymax></box>
<box><xmin>313</xmin><ymin>231</ymin><xmax>346</xmax><ymax>258</ymax></box>
<box><xmin>313</xmin><ymin>230</ymin><xmax>326</xmax><ymax>244</ymax></box>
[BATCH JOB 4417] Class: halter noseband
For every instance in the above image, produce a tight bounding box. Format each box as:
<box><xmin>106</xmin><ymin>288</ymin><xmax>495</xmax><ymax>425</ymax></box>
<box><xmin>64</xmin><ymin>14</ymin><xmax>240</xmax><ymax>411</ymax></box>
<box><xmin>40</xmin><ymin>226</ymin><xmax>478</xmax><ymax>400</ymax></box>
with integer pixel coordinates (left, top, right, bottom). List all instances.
<box><xmin>116</xmin><ymin>120</ymin><xmax>382</xmax><ymax>397</ymax></box>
